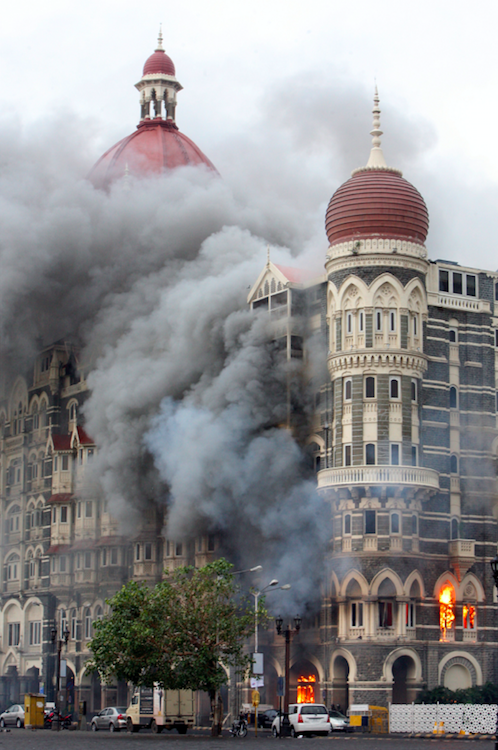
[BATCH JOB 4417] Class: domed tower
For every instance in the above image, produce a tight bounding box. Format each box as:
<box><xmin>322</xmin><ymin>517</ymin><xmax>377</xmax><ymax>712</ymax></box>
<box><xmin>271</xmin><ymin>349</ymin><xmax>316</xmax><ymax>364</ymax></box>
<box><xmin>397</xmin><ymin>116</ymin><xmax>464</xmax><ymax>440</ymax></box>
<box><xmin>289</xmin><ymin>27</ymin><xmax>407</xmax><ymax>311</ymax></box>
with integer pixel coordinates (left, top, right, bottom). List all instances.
<box><xmin>320</xmin><ymin>89</ymin><xmax>434</xmax><ymax>482</ymax></box>
<box><xmin>89</xmin><ymin>29</ymin><xmax>217</xmax><ymax>189</ymax></box>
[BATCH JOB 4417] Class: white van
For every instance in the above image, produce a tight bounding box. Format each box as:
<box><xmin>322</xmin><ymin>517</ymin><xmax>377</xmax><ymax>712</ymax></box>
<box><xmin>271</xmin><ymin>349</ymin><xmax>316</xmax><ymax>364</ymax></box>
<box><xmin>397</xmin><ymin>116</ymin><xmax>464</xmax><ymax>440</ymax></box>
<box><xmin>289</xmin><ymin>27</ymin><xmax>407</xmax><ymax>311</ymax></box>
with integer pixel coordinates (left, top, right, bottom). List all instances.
<box><xmin>271</xmin><ymin>703</ymin><xmax>330</xmax><ymax>737</ymax></box>
<box><xmin>126</xmin><ymin>686</ymin><xmax>195</xmax><ymax>734</ymax></box>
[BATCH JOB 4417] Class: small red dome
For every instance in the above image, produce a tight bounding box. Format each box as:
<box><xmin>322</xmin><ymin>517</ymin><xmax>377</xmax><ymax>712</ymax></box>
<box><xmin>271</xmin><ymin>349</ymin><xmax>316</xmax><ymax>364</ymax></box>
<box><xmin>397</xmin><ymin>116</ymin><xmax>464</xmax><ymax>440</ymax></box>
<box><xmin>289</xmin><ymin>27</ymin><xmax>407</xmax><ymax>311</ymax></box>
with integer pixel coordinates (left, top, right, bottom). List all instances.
<box><xmin>88</xmin><ymin>120</ymin><xmax>217</xmax><ymax>189</ymax></box>
<box><xmin>325</xmin><ymin>169</ymin><xmax>429</xmax><ymax>246</ymax></box>
<box><xmin>143</xmin><ymin>49</ymin><xmax>176</xmax><ymax>76</ymax></box>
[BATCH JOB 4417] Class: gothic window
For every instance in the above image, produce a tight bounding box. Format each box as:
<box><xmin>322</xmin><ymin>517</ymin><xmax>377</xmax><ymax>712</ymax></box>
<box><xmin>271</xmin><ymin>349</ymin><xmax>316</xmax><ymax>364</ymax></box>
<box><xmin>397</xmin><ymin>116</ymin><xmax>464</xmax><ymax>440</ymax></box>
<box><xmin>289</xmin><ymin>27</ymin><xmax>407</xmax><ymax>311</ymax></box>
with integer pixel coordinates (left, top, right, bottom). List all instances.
<box><xmin>389</xmin><ymin>310</ymin><xmax>397</xmax><ymax>332</ymax></box>
<box><xmin>71</xmin><ymin>609</ymin><xmax>77</xmax><ymax>640</ymax></box>
<box><xmin>346</xmin><ymin>312</ymin><xmax>353</xmax><ymax>334</ymax></box>
<box><xmin>84</xmin><ymin>608</ymin><xmax>92</xmax><ymax>639</ymax></box>
<box><xmin>359</xmin><ymin>311</ymin><xmax>364</xmax><ymax>332</ymax></box>
<box><xmin>351</xmin><ymin>601</ymin><xmax>363</xmax><ymax>627</ymax></box>
<box><xmin>375</xmin><ymin>309</ymin><xmax>382</xmax><ymax>331</ymax></box>
<box><xmin>411</xmin><ymin>445</ymin><xmax>418</xmax><ymax>466</ymax></box>
<box><xmin>449</xmin><ymin>328</ymin><xmax>457</xmax><ymax>343</ymax></box>
<box><xmin>406</xmin><ymin>601</ymin><xmax>416</xmax><ymax>628</ymax></box>
<box><xmin>463</xmin><ymin>603</ymin><xmax>476</xmax><ymax>630</ymax></box>
<box><xmin>451</xmin><ymin>517</ymin><xmax>459</xmax><ymax>540</ymax></box>
<box><xmin>8</xmin><ymin>622</ymin><xmax>20</xmax><ymax>646</ymax></box>
<box><xmin>450</xmin><ymin>386</ymin><xmax>458</xmax><ymax>409</ymax></box>
<box><xmin>378</xmin><ymin>601</ymin><xmax>393</xmax><ymax>627</ymax></box>
<box><xmin>7</xmin><ymin>554</ymin><xmax>20</xmax><ymax>580</ymax></box>
<box><xmin>411</xmin><ymin>379</ymin><xmax>418</xmax><ymax>402</ymax></box>
<box><xmin>344</xmin><ymin>514</ymin><xmax>351</xmax><ymax>535</ymax></box>
<box><xmin>450</xmin><ymin>455</ymin><xmax>458</xmax><ymax>473</ymax></box>
<box><xmin>412</xmin><ymin>514</ymin><xmax>418</xmax><ymax>535</ymax></box>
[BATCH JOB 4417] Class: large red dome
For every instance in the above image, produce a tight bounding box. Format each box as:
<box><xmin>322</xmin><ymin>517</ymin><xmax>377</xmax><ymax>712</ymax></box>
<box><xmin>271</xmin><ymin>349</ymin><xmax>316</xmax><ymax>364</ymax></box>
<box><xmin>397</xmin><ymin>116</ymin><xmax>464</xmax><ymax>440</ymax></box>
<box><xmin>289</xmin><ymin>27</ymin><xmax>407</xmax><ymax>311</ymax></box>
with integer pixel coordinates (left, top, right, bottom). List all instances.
<box><xmin>88</xmin><ymin>120</ymin><xmax>217</xmax><ymax>189</ymax></box>
<box><xmin>143</xmin><ymin>49</ymin><xmax>175</xmax><ymax>76</ymax></box>
<box><xmin>325</xmin><ymin>169</ymin><xmax>429</xmax><ymax>246</ymax></box>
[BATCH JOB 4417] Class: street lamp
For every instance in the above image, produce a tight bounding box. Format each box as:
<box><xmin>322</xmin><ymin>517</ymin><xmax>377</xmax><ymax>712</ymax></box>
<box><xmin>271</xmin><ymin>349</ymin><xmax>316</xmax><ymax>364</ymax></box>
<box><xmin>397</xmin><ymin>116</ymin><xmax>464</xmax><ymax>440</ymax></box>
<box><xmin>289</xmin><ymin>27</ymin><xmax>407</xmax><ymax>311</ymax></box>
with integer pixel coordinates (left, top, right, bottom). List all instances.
<box><xmin>51</xmin><ymin>624</ymin><xmax>70</xmax><ymax>731</ymax></box>
<box><xmin>275</xmin><ymin>615</ymin><xmax>302</xmax><ymax>718</ymax></box>
<box><xmin>251</xmin><ymin>581</ymin><xmax>290</xmax><ymax>736</ymax></box>
<box><xmin>490</xmin><ymin>556</ymin><xmax>498</xmax><ymax>750</ymax></box>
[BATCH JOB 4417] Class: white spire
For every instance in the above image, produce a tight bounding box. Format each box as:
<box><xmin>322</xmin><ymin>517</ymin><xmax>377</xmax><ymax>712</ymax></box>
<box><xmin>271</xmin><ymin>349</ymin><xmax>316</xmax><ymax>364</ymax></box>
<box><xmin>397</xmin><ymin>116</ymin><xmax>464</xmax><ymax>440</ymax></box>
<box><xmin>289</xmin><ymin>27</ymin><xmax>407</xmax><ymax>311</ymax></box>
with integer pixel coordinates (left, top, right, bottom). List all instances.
<box><xmin>156</xmin><ymin>24</ymin><xmax>164</xmax><ymax>51</ymax></box>
<box><xmin>366</xmin><ymin>86</ymin><xmax>387</xmax><ymax>168</ymax></box>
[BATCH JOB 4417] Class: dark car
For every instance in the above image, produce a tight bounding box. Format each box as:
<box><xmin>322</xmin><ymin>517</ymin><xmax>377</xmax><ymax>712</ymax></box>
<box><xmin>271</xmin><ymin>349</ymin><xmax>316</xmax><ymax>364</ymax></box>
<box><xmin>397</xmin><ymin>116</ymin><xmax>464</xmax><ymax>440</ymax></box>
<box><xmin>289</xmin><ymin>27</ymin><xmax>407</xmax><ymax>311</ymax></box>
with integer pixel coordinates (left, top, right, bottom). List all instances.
<box><xmin>257</xmin><ymin>709</ymin><xmax>279</xmax><ymax>728</ymax></box>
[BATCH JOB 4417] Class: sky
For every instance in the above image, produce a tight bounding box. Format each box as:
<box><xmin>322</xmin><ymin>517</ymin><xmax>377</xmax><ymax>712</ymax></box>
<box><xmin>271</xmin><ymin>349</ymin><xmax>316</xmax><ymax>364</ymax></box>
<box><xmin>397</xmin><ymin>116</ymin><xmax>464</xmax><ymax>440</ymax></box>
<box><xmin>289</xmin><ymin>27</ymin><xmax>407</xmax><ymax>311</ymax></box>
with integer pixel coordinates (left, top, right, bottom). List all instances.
<box><xmin>1</xmin><ymin>0</ymin><xmax>497</xmax><ymax>270</ymax></box>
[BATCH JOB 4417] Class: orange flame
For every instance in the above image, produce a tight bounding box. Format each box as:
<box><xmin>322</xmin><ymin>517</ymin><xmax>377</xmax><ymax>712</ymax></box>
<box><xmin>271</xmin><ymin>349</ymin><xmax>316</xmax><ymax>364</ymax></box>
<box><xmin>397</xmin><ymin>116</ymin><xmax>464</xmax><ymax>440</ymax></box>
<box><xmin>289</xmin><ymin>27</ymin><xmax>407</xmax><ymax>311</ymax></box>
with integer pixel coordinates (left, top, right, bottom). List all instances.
<box><xmin>463</xmin><ymin>604</ymin><xmax>476</xmax><ymax>629</ymax></box>
<box><xmin>297</xmin><ymin>675</ymin><xmax>316</xmax><ymax>703</ymax></box>
<box><xmin>439</xmin><ymin>585</ymin><xmax>455</xmax><ymax>640</ymax></box>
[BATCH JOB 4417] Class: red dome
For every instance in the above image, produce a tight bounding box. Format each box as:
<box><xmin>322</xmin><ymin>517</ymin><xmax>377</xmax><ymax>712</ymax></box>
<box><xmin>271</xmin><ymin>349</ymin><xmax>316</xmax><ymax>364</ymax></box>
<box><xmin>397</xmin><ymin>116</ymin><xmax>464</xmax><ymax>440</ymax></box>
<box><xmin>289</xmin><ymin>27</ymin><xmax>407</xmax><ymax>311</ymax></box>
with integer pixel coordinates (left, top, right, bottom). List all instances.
<box><xmin>143</xmin><ymin>49</ymin><xmax>176</xmax><ymax>76</ymax></box>
<box><xmin>88</xmin><ymin>120</ymin><xmax>217</xmax><ymax>189</ymax></box>
<box><xmin>325</xmin><ymin>169</ymin><xmax>429</xmax><ymax>246</ymax></box>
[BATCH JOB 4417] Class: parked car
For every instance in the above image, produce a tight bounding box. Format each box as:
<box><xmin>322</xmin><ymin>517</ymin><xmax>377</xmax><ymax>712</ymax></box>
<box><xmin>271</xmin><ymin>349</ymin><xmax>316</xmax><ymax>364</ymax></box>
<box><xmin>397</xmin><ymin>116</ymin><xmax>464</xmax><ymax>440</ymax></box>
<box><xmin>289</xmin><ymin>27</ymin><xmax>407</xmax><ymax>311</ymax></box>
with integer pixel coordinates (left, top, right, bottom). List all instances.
<box><xmin>257</xmin><ymin>708</ymin><xmax>279</xmax><ymax>728</ymax></box>
<box><xmin>329</xmin><ymin>709</ymin><xmax>351</xmax><ymax>732</ymax></box>
<box><xmin>91</xmin><ymin>707</ymin><xmax>127</xmax><ymax>732</ymax></box>
<box><xmin>271</xmin><ymin>704</ymin><xmax>330</xmax><ymax>737</ymax></box>
<box><xmin>0</xmin><ymin>704</ymin><xmax>25</xmax><ymax>728</ymax></box>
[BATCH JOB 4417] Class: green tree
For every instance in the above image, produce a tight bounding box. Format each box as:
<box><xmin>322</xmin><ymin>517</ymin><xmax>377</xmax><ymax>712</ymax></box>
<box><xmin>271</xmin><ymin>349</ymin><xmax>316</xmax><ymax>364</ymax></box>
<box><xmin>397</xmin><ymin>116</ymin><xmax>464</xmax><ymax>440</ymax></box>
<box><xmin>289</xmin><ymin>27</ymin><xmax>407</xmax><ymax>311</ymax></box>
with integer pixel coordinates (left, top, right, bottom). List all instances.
<box><xmin>87</xmin><ymin>559</ymin><xmax>256</xmax><ymax>714</ymax></box>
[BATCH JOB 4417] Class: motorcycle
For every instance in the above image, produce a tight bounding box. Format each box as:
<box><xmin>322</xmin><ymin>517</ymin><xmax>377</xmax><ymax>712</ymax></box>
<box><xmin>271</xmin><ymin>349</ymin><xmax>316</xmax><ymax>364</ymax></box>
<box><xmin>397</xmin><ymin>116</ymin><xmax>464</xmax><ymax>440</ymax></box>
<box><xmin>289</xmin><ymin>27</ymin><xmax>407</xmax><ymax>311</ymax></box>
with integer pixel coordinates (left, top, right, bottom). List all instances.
<box><xmin>229</xmin><ymin>716</ymin><xmax>248</xmax><ymax>737</ymax></box>
<box><xmin>44</xmin><ymin>711</ymin><xmax>72</xmax><ymax>729</ymax></box>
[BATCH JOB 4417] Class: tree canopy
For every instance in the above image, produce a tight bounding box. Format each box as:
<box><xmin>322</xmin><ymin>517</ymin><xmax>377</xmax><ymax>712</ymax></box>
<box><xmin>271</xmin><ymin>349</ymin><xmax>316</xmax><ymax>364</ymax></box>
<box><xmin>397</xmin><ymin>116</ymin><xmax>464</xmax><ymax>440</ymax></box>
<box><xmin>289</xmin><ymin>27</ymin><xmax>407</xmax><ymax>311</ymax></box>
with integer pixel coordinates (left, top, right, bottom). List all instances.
<box><xmin>87</xmin><ymin>558</ymin><xmax>257</xmax><ymax>696</ymax></box>
<box><xmin>415</xmin><ymin>682</ymin><xmax>498</xmax><ymax>704</ymax></box>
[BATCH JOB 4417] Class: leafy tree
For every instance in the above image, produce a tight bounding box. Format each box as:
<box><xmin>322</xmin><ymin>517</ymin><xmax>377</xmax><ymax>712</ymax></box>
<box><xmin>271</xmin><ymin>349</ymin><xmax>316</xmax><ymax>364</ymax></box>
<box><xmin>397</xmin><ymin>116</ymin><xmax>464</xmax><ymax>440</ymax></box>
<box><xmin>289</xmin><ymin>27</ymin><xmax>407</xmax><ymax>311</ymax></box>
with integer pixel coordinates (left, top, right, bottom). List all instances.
<box><xmin>87</xmin><ymin>558</ymin><xmax>256</xmax><ymax>701</ymax></box>
<box><xmin>416</xmin><ymin>682</ymin><xmax>498</xmax><ymax>704</ymax></box>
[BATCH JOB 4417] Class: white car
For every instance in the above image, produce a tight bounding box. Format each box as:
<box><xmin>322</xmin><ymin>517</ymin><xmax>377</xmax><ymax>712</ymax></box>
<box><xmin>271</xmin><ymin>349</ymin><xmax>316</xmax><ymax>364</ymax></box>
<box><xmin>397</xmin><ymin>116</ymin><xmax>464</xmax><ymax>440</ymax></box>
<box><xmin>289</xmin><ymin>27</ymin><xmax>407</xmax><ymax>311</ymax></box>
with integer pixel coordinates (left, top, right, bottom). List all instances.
<box><xmin>271</xmin><ymin>704</ymin><xmax>330</xmax><ymax>737</ymax></box>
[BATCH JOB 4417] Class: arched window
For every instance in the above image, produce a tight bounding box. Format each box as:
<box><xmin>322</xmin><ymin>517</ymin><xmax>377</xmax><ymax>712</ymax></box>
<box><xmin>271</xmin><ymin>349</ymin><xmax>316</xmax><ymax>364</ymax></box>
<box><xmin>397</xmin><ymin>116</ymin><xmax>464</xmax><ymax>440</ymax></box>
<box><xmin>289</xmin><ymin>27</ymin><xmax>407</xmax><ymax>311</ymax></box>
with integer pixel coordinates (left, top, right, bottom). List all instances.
<box><xmin>450</xmin><ymin>455</ymin><xmax>458</xmax><ymax>474</ymax></box>
<box><xmin>84</xmin><ymin>608</ymin><xmax>92</xmax><ymax>639</ymax></box>
<box><xmin>450</xmin><ymin>386</ymin><xmax>458</xmax><ymax>409</ymax></box>
<box><xmin>365</xmin><ymin>377</ymin><xmax>375</xmax><ymax>399</ymax></box>
<box><xmin>390</xmin><ymin>377</ymin><xmax>400</xmax><ymax>399</ymax></box>
<box><xmin>449</xmin><ymin>328</ymin><xmax>457</xmax><ymax>343</ymax></box>
<box><xmin>365</xmin><ymin>443</ymin><xmax>376</xmax><ymax>465</ymax></box>
<box><xmin>71</xmin><ymin>609</ymin><xmax>77</xmax><ymax>640</ymax></box>
<box><xmin>411</xmin><ymin>514</ymin><xmax>418</xmax><ymax>536</ymax></box>
<box><xmin>94</xmin><ymin>606</ymin><xmax>103</xmax><ymax>622</ymax></box>
<box><xmin>390</xmin><ymin>512</ymin><xmax>400</xmax><ymax>534</ymax></box>
<box><xmin>451</xmin><ymin>517</ymin><xmax>459</xmax><ymax>540</ymax></box>
<box><xmin>344</xmin><ymin>514</ymin><xmax>351</xmax><ymax>535</ymax></box>
<box><xmin>32</xmin><ymin>404</ymin><xmax>39</xmax><ymax>431</ymax></box>
<box><xmin>344</xmin><ymin>378</ymin><xmax>352</xmax><ymax>400</ymax></box>
<box><xmin>7</xmin><ymin>554</ymin><xmax>20</xmax><ymax>580</ymax></box>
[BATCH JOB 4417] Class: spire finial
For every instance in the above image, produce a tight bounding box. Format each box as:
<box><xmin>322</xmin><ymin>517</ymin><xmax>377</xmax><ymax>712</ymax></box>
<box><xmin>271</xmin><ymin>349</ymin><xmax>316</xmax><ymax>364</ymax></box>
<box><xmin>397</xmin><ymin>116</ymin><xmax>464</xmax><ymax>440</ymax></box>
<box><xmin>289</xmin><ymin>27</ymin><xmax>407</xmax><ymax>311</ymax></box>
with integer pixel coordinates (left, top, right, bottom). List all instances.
<box><xmin>156</xmin><ymin>24</ymin><xmax>164</xmax><ymax>51</ymax></box>
<box><xmin>266</xmin><ymin>245</ymin><xmax>270</xmax><ymax>267</ymax></box>
<box><xmin>365</xmin><ymin>85</ymin><xmax>387</xmax><ymax>169</ymax></box>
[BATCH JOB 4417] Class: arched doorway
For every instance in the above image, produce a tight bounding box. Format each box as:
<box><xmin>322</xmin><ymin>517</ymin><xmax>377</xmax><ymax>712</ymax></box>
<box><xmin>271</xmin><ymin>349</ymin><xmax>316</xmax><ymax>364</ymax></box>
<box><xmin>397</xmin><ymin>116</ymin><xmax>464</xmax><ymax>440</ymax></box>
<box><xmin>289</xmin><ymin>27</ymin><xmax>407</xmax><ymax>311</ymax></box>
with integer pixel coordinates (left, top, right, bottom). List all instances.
<box><xmin>391</xmin><ymin>654</ymin><xmax>417</xmax><ymax>703</ymax></box>
<box><xmin>332</xmin><ymin>656</ymin><xmax>349</xmax><ymax>712</ymax></box>
<box><xmin>290</xmin><ymin>659</ymin><xmax>320</xmax><ymax>705</ymax></box>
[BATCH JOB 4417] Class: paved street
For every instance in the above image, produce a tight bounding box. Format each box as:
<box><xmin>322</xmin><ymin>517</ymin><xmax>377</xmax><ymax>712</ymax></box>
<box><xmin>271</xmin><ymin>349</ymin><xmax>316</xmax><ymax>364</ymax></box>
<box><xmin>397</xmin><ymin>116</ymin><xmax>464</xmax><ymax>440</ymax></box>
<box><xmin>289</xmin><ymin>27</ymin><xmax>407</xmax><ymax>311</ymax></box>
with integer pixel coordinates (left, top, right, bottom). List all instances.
<box><xmin>0</xmin><ymin>730</ymin><xmax>493</xmax><ymax>750</ymax></box>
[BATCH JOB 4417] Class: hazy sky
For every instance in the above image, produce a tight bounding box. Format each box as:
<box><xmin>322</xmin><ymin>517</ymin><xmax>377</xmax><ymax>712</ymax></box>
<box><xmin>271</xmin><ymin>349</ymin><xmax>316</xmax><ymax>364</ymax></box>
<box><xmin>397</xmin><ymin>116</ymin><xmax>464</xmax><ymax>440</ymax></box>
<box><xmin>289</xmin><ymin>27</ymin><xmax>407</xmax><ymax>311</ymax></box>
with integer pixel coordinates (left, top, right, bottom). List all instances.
<box><xmin>1</xmin><ymin>0</ymin><xmax>497</xmax><ymax>269</ymax></box>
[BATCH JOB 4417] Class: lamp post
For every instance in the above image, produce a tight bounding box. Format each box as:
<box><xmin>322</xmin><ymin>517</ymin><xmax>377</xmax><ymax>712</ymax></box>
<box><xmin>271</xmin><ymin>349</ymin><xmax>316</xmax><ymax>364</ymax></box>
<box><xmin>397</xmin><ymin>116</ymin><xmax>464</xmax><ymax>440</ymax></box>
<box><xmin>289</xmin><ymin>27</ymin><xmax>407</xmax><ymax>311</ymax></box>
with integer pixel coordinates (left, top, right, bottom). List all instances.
<box><xmin>275</xmin><ymin>615</ymin><xmax>301</xmax><ymax>719</ymax></box>
<box><xmin>51</xmin><ymin>624</ymin><xmax>70</xmax><ymax>731</ymax></box>
<box><xmin>490</xmin><ymin>556</ymin><xmax>498</xmax><ymax>750</ymax></box>
<box><xmin>251</xmin><ymin>581</ymin><xmax>290</xmax><ymax>736</ymax></box>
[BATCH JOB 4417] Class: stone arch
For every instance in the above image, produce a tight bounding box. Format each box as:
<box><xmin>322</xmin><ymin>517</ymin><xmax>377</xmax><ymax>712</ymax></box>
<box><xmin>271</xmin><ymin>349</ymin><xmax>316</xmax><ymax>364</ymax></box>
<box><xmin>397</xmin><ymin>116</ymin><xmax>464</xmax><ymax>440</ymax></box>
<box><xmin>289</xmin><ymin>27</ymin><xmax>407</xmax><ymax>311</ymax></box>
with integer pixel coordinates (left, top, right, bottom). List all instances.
<box><xmin>330</xmin><ymin>570</ymin><xmax>340</xmax><ymax>600</ymax></box>
<box><xmin>330</xmin><ymin>648</ymin><xmax>357</xmax><ymax>683</ymax></box>
<box><xmin>404</xmin><ymin>570</ymin><xmax>426</xmax><ymax>599</ymax></box>
<box><xmin>370</xmin><ymin>274</ymin><xmax>404</xmax><ymax>307</ymax></box>
<box><xmin>383</xmin><ymin>647</ymin><xmax>422</xmax><ymax>683</ymax></box>
<box><xmin>289</xmin><ymin>654</ymin><xmax>324</xmax><ymax>705</ymax></box>
<box><xmin>370</xmin><ymin>568</ymin><xmax>404</xmax><ymax>597</ymax></box>
<box><xmin>337</xmin><ymin>276</ymin><xmax>369</xmax><ymax>309</ymax></box>
<box><xmin>460</xmin><ymin>573</ymin><xmax>485</xmax><ymax>602</ymax></box>
<box><xmin>433</xmin><ymin>572</ymin><xmax>459</xmax><ymax>600</ymax></box>
<box><xmin>339</xmin><ymin>569</ymin><xmax>369</xmax><ymax>598</ymax></box>
<box><xmin>438</xmin><ymin>651</ymin><xmax>482</xmax><ymax>687</ymax></box>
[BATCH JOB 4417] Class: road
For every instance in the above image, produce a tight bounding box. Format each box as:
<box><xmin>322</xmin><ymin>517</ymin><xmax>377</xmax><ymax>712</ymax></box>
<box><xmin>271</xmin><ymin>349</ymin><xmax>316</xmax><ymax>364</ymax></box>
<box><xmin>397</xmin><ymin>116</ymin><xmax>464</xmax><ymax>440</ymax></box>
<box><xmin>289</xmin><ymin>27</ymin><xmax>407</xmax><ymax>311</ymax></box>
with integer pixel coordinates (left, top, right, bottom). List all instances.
<box><xmin>0</xmin><ymin>729</ymin><xmax>493</xmax><ymax>750</ymax></box>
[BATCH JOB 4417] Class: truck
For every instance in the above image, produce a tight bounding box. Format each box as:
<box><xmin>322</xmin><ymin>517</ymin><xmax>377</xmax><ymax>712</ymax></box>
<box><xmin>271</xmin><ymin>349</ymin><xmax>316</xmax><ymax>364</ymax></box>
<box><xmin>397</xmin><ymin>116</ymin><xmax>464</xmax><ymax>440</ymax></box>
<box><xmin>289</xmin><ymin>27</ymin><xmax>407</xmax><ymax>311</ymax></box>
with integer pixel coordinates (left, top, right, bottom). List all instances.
<box><xmin>126</xmin><ymin>686</ymin><xmax>195</xmax><ymax>734</ymax></box>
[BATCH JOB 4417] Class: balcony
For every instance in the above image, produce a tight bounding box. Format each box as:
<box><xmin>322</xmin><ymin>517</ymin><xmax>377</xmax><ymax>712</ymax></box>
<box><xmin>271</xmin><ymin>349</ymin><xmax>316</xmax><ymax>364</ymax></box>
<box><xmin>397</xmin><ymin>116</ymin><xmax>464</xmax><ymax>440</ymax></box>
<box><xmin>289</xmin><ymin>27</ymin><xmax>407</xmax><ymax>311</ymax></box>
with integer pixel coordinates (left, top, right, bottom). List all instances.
<box><xmin>317</xmin><ymin>465</ymin><xmax>439</xmax><ymax>492</ymax></box>
<box><xmin>449</xmin><ymin>539</ymin><xmax>475</xmax><ymax>580</ymax></box>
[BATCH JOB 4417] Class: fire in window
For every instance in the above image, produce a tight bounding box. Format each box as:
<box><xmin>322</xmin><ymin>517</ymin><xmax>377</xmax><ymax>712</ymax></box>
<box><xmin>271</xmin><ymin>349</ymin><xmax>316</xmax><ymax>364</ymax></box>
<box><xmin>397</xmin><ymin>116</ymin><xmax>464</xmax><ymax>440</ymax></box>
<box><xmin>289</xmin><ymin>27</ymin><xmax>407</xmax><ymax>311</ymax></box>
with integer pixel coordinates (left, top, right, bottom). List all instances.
<box><xmin>463</xmin><ymin>604</ymin><xmax>476</xmax><ymax>630</ymax></box>
<box><xmin>297</xmin><ymin>674</ymin><xmax>316</xmax><ymax>703</ymax></box>
<box><xmin>439</xmin><ymin>585</ymin><xmax>455</xmax><ymax>641</ymax></box>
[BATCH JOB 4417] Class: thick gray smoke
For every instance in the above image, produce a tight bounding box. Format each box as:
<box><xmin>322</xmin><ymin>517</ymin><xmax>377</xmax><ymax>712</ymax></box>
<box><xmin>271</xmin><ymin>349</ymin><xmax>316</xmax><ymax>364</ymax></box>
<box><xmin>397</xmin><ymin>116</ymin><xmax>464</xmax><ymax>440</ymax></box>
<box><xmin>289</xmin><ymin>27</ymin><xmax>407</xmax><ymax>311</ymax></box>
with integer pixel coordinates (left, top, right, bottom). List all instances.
<box><xmin>1</xmin><ymin>69</ymin><xmax>494</xmax><ymax>615</ymax></box>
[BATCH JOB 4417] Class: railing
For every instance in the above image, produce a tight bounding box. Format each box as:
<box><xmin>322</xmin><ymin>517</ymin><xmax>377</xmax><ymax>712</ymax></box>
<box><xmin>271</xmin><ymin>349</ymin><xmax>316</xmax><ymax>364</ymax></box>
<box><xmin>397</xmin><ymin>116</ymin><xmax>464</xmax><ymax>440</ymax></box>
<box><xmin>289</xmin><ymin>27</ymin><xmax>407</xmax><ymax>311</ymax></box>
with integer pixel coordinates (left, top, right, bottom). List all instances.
<box><xmin>390</xmin><ymin>536</ymin><xmax>402</xmax><ymax>550</ymax></box>
<box><xmin>364</xmin><ymin>536</ymin><xmax>378</xmax><ymax>551</ymax></box>
<box><xmin>317</xmin><ymin>465</ymin><xmax>439</xmax><ymax>490</ymax></box>
<box><xmin>342</xmin><ymin>537</ymin><xmax>352</xmax><ymax>552</ymax></box>
<box><xmin>348</xmin><ymin>627</ymin><xmax>365</xmax><ymax>639</ymax></box>
<box><xmin>449</xmin><ymin>539</ymin><xmax>475</xmax><ymax>557</ymax></box>
<box><xmin>428</xmin><ymin>292</ymin><xmax>490</xmax><ymax>313</ymax></box>
<box><xmin>463</xmin><ymin>630</ymin><xmax>477</xmax><ymax>642</ymax></box>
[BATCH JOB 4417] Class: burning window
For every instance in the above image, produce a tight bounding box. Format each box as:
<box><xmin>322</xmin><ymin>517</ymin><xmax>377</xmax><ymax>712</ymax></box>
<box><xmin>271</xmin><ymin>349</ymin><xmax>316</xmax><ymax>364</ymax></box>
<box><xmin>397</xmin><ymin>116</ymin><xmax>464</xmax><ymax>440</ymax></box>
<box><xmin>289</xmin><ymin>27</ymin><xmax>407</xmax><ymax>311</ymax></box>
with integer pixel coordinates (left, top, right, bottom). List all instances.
<box><xmin>297</xmin><ymin>675</ymin><xmax>316</xmax><ymax>703</ymax></box>
<box><xmin>463</xmin><ymin>604</ymin><xmax>476</xmax><ymax>630</ymax></box>
<box><xmin>439</xmin><ymin>585</ymin><xmax>455</xmax><ymax>641</ymax></box>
